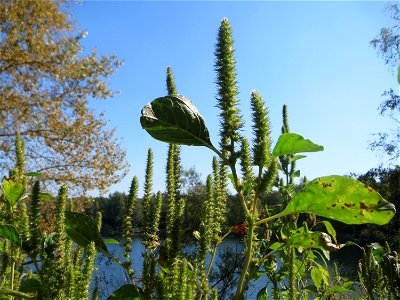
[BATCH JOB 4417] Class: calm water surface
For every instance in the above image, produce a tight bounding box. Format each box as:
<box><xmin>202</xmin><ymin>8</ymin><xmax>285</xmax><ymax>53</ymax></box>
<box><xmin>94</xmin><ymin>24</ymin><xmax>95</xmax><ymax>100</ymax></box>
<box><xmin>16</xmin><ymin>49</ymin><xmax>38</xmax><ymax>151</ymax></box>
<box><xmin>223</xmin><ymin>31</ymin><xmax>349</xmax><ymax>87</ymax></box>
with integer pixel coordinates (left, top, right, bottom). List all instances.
<box><xmin>92</xmin><ymin>237</ymin><xmax>361</xmax><ymax>299</ymax></box>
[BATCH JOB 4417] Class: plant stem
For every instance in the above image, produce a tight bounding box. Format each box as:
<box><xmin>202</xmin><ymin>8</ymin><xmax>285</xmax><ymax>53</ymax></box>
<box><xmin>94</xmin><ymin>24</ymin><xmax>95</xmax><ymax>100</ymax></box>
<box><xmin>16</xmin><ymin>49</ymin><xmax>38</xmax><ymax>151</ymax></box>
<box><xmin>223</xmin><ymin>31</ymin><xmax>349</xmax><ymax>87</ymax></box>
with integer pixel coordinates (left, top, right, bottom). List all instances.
<box><xmin>235</xmin><ymin>218</ymin><xmax>255</xmax><ymax>299</ymax></box>
<box><xmin>206</xmin><ymin>230</ymin><xmax>231</xmax><ymax>277</ymax></box>
<box><xmin>255</xmin><ymin>211</ymin><xmax>287</xmax><ymax>226</ymax></box>
<box><xmin>0</xmin><ymin>288</ymin><xmax>35</xmax><ymax>299</ymax></box>
<box><xmin>206</xmin><ymin>245</ymin><xmax>218</xmax><ymax>278</ymax></box>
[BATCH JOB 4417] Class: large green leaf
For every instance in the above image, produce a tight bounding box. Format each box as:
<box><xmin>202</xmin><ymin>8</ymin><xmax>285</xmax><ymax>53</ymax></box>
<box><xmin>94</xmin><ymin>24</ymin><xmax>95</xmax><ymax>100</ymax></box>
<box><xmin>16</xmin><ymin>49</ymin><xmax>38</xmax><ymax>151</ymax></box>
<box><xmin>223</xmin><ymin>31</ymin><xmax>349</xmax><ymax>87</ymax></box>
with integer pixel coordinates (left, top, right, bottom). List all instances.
<box><xmin>65</xmin><ymin>212</ymin><xmax>109</xmax><ymax>254</ymax></box>
<box><xmin>286</xmin><ymin>232</ymin><xmax>326</xmax><ymax>250</ymax></box>
<box><xmin>282</xmin><ymin>176</ymin><xmax>396</xmax><ymax>225</ymax></box>
<box><xmin>0</xmin><ymin>224</ymin><xmax>22</xmax><ymax>248</ymax></box>
<box><xmin>140</xmin><ymin>95</ymin><xmax>213</xmax><ymax>147</ymax></box>
<box><xmin>272</xmin><ymin>133</ymin><xmax>324</xmax><ymax>157</ymax></box>
<box><xmin>107</xmin><ymin>284</ymin><xmax>141</xmax><ymax>300</ymax></box>
<box><xmin>285</xmin><ymin>231</ymin><xmax>344</xmax><ymax>252</ymax></box>
<box><xmin>2</xmin><ymin>178</ymin><xmax>25</xmax><ymax>206</ymax></box>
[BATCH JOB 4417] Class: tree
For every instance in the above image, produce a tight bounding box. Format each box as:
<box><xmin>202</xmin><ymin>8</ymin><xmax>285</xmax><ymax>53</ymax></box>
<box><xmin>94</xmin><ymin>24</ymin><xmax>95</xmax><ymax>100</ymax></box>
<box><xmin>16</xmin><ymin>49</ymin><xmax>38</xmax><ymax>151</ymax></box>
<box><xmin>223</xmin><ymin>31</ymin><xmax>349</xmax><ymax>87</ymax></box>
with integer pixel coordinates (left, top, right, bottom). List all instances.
<box><xmin>0</xmin><ymin>0</ymin><xmax>128</xmax><ymax>193</ymax></box>
<box><xmin>370</xmin><ymin>4</ymin><xmax>400</xmax><ymax>164</ymax></box>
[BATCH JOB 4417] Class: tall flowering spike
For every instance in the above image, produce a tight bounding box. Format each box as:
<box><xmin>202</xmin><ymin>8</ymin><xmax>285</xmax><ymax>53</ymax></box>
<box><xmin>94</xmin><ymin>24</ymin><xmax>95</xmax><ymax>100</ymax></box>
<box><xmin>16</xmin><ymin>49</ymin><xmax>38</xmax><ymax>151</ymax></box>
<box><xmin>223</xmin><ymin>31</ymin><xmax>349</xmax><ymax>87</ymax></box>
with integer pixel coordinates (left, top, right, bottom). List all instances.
<box><xmin>151</xmin><ymin>191</ymin><xmax>163</xmax><ymax>234</ymax></box>
<box><xmin>14</xmin><ymin>134</ymin><xmax>26</xmax><ymax>185</ymax></box>
<box><xmin>143</xmin><ymin>148</ymin><xmax>153</xmax><ymax>230</ymax></box>
<box><xmin>55</xmin><ymin>185</ymin><xmax>68</xmax><ymax>260</ymax></box>
<box><xmin>198</xmin><ymin>174</ymin><xmax>214</xmax><ymax>265</ymax></box>
<box><xmin>165</xmin><ymin>144</ymin><xmax>176</xmax><ymax>257</ymax></box>
<box><xmin>20</xmin><ymin>203</ymin><xmax>30</xmax><ymax>242</ymax></box>
<box><xmin>259</xmin><ymin>158</ymin><xmax>278</xmax><ymax>194</ymax></box>
<box><xmin>215</xmin><ymin>18</ymin><xmax>243</xmax><ymax>156</ymax></box>
<box><xmin>212</xmin><ymin>157</ymin><xmax>227</xmax><ymax>243</ymax></box>
<box><xmin>81</xmin><ymin>242</ymin><xmax>96</xmax><ymax>299</ymax></box>
<box><xmin>173</xmin><ymin>144</ymin><xmax>181</xmax><ymax>199</ymax></box>
<box><xmin>29</xmin><ymin>181</ymin><xmax>41</xmax><ymax>252</ymax></box>
<box><xmin>279</xmin><ymin>104</ymin><xmax>296</xmax><ymax>185</ymax></box>
<box><xmin>123</xmin><ymin>176</ymin><xmax>138</xmax><ymax>258</ymax></box>
<box><xmin>166</xmin><ymin>66</ymin><xmax>177</xmax><ymax>95</ymax></box>
<box><xmin>96</xmin><ymin>211</ymin><xmax>102</xmax><ymax>232</ymax></box>
<box><xmin>251</xmin><ymin>90</ymin><xmax>272</xmax><ymax>167</ymax></box>
<box><xmin>282</xmin><ymin>104</ymin><xmax>290</xmax><ymax>134</ymax></box>
<box><xmin>172</xmin><ymin>198</ymin><xmax>185</xmax><ymax>256</ymax></box>
<box><xmin>240</xmin><ymin>138</ymin><xmax>253</xmax><ymax>181</ymax></box>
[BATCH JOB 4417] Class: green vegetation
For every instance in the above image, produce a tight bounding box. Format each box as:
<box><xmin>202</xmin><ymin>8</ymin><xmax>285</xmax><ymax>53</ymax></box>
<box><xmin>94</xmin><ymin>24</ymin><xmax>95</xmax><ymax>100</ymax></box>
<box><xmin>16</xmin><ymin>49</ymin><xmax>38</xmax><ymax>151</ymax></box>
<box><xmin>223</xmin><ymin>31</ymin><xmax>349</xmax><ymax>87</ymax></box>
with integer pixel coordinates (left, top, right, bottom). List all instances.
<box><xmin>0</xmin><ymin>2</ymin><xmax>399</xmax><ymax>300</ymax></box>
<box><xmin>0</xmin><ymin>0</ymin><xmax>128</xmax><ymax>193</ymax></box>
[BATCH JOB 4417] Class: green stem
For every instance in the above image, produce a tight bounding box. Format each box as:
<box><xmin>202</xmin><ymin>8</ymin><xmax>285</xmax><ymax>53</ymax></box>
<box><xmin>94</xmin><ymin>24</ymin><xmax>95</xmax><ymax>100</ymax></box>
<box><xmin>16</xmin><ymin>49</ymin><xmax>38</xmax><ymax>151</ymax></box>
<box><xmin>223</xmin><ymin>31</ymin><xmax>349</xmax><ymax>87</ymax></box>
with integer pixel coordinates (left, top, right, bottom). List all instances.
<box><xmin>0</xmin><ymin>288</ymin><xmax>35</xmax><ymax>299</ymax></box>
<box><xmin>288</xmin><ymin>248</ymin><xmax>296</xmax><ymax>300</ymax></box>
<box><xmin>206</xmin><ymin>246</ymin><xmax>218</xmax><ymax>278</ymax></box>
<box><xmin>230</xmin><ymin>165</ymin><xmax>249</xmax><ymax>215</ymax></box>
<box><xmin>10</xmin><ymin>259</ymin><xmax>15</xmax><ymax>291</ymax></box>
<box><xmin>255</xmin><ymin>210</ymin><xmax>287</xmax><ymax>226</ymax></box>
<box><xmin>206</xmin><ymin>230</ymin><xmax>231</xmax><ymax>277</ymax></box>
<box><xmin>235</xmin><ymin>219</ymin><xmax>255</xmax><ymax>299</ymax></box>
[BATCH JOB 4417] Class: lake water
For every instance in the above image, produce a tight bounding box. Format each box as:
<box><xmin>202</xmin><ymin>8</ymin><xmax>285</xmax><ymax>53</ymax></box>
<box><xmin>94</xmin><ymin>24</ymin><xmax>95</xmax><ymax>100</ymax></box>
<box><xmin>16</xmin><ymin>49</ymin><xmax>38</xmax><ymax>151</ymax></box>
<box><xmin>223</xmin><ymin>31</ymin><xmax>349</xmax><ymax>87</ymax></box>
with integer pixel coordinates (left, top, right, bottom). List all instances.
<box><xmin>92</xmin><ymin>237</ymin><xmax>362</xmax><ymax>299</ymax></box>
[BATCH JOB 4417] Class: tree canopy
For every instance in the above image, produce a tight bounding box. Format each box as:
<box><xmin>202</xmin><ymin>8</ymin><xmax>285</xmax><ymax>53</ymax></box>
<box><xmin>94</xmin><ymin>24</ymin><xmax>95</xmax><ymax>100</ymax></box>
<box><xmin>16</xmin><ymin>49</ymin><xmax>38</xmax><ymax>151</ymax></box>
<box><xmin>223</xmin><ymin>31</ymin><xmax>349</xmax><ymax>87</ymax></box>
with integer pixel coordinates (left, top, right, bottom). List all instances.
<box><xmin>0</xmin><ymin>0</ymin><xmax>128</xmax><ymax>193</ymax></box>
<box><xmin>370</xmin><ymin>3</ymin><xmax>400</xmax><ymax>164</ymax></box>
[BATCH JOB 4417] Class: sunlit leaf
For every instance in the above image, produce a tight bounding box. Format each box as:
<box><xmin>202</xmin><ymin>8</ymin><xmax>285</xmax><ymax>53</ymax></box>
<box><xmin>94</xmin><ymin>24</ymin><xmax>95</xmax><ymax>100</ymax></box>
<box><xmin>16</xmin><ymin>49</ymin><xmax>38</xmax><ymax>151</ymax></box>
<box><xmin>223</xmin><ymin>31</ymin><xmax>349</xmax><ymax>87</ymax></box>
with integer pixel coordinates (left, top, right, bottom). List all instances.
<box><xmin>269</xmin><ymin>242</ymin><xmax>282</xmax><ymax>250</ymax></box>
<box><xmin>0</xmin><ymin>225</ymin><xmax>22</xmax><ymax>248</ymax></box>
<box><xmin>2</xmin><ymin>178</ymin><xmax>25</xmax><ymax>206</ymax></box>
<box><xmin>369</xmin><ymin>242</ymin><xmax>386</xmax><ymax>263</ymax></box>
<box><xmin>140</xmin><ymin>95</ymin><xmax>213</xmax><ymax>147</ymax></box>
<box><xmin>293</xmin><ymin>155</ymin><xmax>307</xmax><ymax>162</ymax></box>
<box><xmin>282</xmin><ymin>175</ymin><xmax>396</xmax><ymax>225</ymax></box>
<box><xmin>321</xmin><ymin>221</ymin><xmax>337</xmax><ymax>244</ymax></box>
<box><xmin>327</xmin><ymin>281</ymin><xmax>356</xmax><ymax>293</ymax></box>
<box><xmin>286</xmin><ymin>231</ymin><xmax>344</xmax><ymax>254</ymax></box>
<box><xmin>286</xmin><ymin>232</ymin><xmax>324</xmax><ymax>249</ymax></box>
<box><xmin>272</xmin><ymin>133</ymin><xmax>324</xmax><ymax>157</ymax></box>
<box><xmin>311</xmin><ymin>264</ymin><xmax>329</xmax><ymax>290</ymax></box>
<box><xmin>39</xmin><ymin>193</ymin><xmax>53</xmax><ymax>201</ymax></box>
<box><xmin>103</xmin><ymin>238</ymin><xmax>119</xmax><ymax>245</ymax></box>
<box><xmin>65</xmin><ymin>212</ymin><xmax>109</xmax><ymax>254</ymax></box>
<box><xmin>107</xmin><ymin>284</ymin><xmax>141</xmax><ymax>300</ymax></box>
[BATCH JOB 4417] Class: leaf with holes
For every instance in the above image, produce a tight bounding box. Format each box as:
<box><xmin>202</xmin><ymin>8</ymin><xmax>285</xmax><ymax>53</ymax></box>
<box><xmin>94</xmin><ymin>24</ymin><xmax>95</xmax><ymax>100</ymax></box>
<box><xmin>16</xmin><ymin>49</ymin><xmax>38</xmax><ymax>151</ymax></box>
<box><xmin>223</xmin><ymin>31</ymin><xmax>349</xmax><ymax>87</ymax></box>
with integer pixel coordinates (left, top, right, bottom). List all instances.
<box><xmin>286</xmin><ymin>232</ymin><xmax>326</xmax><ymax>250</ymax></box>
<box><xmin>65</xmin><ymin>212</ymin><xmax>109</xmax><ymax>255</ymax></box>
<box><xmin>272</xmin><ymin>133</ymin><xmax>324</xmax><ymax>157</ymax></box>
<box><xmin>282</xmin><ymin>175</ymin><xmax>396</xmax><ymax>225</ymax></box>
<box><xmin>286</xmin><ymin>231</ymin><xmax>344</xmax><ymax>252</ymax></box>
<box><xmin>140</xmin><ymin>95</ymin><xmax>213</xmax><ymax>147</ymax></box>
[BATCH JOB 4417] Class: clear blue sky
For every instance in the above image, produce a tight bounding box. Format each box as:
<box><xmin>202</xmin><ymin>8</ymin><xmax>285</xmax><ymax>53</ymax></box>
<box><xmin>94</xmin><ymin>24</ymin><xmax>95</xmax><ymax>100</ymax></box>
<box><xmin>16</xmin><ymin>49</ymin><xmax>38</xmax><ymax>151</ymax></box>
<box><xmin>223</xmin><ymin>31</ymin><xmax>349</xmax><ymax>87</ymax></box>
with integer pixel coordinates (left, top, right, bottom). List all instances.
<box><xmin>73</xmin><ymin>1</ymin><xmax>397</xmax><ymax>196</ymax></box>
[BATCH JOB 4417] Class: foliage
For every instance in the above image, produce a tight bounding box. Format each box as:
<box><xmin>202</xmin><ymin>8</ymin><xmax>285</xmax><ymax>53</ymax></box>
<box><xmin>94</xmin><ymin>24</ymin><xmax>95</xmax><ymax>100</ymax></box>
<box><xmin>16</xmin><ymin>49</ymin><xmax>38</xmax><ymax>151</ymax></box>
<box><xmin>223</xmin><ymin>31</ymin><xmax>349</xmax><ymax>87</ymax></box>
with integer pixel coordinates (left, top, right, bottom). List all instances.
<box><xmin>140</xmin><ymin>18</ymin><xmax>396</xmax><ymax>300</ymax></box>
<box><xmin>0</xmin><ymin>15</ymin><xmax>398</xmax><ymax>300</ymax></box>
<box><xmin>369</xmin><ymin>4</ymin><xmax>400</xmax><ymax>164</ymax></box>
<box><xmin>0</xmin><ymin>143</ymin><xmax>98</xmax><ymax>299</ymax></box>
<box><xmin>0</xmin><ymin>0</ymin><xmax>128</xmax><ymax>193</ymax></box>
<box><xmin>349</xmin><ymin>166</ymin><xmax>400</xmax><ymax>249</ymax></box>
